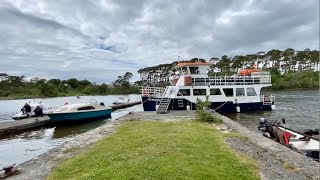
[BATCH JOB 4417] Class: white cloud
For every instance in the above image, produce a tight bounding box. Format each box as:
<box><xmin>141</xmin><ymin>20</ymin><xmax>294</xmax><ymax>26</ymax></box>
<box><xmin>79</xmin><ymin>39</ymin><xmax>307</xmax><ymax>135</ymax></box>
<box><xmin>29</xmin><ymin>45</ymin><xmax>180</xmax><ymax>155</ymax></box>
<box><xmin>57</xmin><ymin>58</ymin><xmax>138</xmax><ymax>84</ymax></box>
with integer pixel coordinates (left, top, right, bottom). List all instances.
<box><xmin>0</xmin><ymin>0</ymin><xmax>318</xmax><ymax>83</ymax></box>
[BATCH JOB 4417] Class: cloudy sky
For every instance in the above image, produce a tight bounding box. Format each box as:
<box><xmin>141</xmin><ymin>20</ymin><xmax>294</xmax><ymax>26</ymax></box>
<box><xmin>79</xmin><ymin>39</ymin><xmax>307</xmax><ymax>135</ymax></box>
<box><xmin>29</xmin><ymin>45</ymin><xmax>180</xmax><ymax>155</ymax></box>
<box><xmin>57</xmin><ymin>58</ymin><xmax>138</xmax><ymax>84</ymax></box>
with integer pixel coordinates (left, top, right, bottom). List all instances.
<box><xmin>0</xmin><ymin>0</ymin><xmax>318</xmax><ymax>83</ymax></box>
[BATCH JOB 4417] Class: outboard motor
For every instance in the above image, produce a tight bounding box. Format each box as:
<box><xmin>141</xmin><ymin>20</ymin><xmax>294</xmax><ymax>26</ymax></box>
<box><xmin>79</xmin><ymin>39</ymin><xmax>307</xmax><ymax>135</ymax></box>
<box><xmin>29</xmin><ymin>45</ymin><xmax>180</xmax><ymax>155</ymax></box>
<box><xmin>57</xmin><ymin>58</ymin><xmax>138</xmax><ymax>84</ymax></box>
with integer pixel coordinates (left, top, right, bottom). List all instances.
<box><xmin>257</xmin><ymin>118</ymin><xmax>270</xmax><ymax>137</ymax></box>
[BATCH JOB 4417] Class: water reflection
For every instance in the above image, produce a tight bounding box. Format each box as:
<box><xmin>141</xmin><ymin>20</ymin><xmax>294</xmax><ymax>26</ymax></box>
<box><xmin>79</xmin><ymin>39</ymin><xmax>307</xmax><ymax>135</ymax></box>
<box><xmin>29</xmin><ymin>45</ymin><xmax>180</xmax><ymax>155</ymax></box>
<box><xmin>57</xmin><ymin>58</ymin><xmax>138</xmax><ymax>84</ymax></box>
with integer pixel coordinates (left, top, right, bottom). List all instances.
<box><xmin>52</xmin><ymin>117</ymin><xmax>111</xmax><ymax>138</ymax></box>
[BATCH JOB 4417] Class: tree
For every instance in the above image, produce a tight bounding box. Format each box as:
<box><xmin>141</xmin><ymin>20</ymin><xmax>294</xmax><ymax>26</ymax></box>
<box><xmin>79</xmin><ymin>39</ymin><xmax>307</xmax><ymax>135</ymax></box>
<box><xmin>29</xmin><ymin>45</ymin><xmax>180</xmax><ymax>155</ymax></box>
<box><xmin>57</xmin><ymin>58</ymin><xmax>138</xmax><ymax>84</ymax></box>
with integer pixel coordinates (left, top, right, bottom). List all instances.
<box><xmin>281</xmin><ymin>48</ymin><xmax>295</xmax><ymax>73</ymax></box>
<box><xmin>67</xmin><ymin>78</ymin><xmax>79</xmax><ymax>89</ymax></box>
<box><xmin>0</xmin><ymin>73</ymin><xmax>8</xmax><ymax>82</ymax></box>
<box><xmin>124</xmin><ymin>72</ymin><xmax>133</xmax><ymax>84</ymax></box>
<box><xmin>266</xmin><ymin>49</ymin><xmax>281</xmax><ymax>71</ymax></box>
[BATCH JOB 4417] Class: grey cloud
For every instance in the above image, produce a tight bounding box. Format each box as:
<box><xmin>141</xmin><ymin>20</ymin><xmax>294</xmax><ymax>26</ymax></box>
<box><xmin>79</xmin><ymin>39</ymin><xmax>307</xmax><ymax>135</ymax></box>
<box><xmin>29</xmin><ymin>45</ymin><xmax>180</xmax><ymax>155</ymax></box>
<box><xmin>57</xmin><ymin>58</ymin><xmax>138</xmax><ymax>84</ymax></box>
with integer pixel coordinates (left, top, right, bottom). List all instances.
<box><xmin>0</xmin><ymin>0</ymin><xmax>318</xmax><ymax>83</ymax></box>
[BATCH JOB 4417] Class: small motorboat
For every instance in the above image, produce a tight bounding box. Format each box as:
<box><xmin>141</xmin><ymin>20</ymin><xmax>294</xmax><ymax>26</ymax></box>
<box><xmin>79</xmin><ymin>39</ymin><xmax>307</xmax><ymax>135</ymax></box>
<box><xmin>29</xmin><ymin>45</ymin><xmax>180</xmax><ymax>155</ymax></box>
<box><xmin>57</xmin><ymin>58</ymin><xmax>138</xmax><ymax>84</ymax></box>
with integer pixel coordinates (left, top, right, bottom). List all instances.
<box><xmin>257</xmin><ymin>118</ymin><xmax>319</xmax><ymax>161</ymax></box>
<box><xmin>12</xmin><ymin>103</ymin><xmax>44</xmax><ymax>120</ymax></box>
<box><xmin>112</xmin><ymin>97</ymin><xmax>131</xmax><ymax>105</ymax></box>
<box><xmin>47</xmin><ymin>101</ymin><xmax>112</xmax><ymax>122</ymax></box>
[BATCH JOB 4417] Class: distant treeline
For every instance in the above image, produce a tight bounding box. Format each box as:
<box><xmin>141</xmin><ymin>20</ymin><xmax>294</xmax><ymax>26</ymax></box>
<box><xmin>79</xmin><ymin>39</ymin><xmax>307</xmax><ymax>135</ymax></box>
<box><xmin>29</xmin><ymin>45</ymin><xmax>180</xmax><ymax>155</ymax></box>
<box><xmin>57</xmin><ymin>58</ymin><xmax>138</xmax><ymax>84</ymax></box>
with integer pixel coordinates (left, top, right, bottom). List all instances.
<box><xmin>0</xmin><ymin>72</ymin><xmax>139</xmax><ymax>99</ymax></box>
<box><xmin>270</xmin><ymin>70</ymin><xmax>319</xmax><ymax>90</ymax></box>
<box><xmin>136</xmin><ymin>48</ymin><xmax>319</xmax><ymax>89</ymax></box>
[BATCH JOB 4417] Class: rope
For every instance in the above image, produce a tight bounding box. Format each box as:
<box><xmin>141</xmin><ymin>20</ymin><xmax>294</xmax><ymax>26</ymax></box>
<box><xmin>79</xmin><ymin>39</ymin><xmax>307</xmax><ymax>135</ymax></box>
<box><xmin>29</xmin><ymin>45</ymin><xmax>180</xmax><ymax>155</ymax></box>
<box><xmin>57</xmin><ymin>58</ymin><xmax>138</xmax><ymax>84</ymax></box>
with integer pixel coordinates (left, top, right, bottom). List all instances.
<box><xmin>128</xmin><ymin>96</ymin><xmax>151</xmax><ymax>114</ymax></box>
<box><xmin>206</xmin><ymin>101</ymin><xmax>231</xmax><ymax>112</ymax></box>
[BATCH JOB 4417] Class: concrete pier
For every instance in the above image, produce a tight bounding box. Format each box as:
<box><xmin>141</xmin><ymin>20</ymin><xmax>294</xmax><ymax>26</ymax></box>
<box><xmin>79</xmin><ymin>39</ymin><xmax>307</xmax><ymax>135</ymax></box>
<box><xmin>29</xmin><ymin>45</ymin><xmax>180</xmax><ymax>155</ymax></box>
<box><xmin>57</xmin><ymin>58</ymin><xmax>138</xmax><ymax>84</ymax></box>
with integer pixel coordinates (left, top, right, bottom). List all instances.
<box><xmin>0</xmin><ymin>116</ymin><xmax>51</xmax><ymax>135</ymax></box>
<box><xmin>110</xmin><ymin>101</ymin><xmax>141</xmax><ymax>111</ymax></box>
<box><xmin>0</xmin><ymin>101</ymin><xmax>141</xmax><ymax>136</ymax></box>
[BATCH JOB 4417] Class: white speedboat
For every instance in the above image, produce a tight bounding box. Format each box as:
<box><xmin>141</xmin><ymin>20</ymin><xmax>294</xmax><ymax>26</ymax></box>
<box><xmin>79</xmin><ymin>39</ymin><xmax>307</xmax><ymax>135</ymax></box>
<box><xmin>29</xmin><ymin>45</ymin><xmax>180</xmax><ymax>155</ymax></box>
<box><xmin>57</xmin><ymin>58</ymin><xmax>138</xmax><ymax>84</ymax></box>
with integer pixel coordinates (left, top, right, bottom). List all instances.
<box><xmin>257</xmin><ymin>118</ymin><xmax>319</xmax><ymax>161</ymax></box>
<box><xmin>47</xmin><ymin>101</ymin><xmax>112</xmax><ymax>122</ymax></box>
<box><xmin>12</xmin><ymin>103</ymin><xmax>44</xmax><ymax>120</ymax></box>
<box><xmin>112</xmin><ymin>97</ymin><xmax>131</xmax><ymax>105</ymax></box>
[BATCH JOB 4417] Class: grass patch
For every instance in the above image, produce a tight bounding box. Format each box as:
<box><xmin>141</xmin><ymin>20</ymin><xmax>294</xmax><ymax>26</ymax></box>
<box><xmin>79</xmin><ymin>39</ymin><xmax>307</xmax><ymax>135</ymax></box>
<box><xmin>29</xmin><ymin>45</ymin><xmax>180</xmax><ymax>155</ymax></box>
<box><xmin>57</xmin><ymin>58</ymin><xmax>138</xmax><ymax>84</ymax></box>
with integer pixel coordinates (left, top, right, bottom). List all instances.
<box><xmin>283</xmin><ymin>162</ymin><xmax>297</xmax><ymax>172</ymax></box>
<box><xmin>48</xmin><ymin>120</ymin><xmax>259</xmax><ymax>180</ymax></box>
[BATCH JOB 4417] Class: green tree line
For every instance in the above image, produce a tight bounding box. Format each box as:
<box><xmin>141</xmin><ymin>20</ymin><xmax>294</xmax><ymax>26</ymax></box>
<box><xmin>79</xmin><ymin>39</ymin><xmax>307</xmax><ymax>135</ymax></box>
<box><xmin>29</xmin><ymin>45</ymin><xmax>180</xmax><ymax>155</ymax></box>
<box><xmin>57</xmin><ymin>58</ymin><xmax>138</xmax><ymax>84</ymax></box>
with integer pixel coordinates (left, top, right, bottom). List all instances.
<box><xmin>0</xmin><ymin>72</ymin><xmax>139</xmax><ymax>99</ymax></box>
<box><xmin>136</xmin><ymin>48</ymin><xmax>319</xmax><ymax>89</ymax></box>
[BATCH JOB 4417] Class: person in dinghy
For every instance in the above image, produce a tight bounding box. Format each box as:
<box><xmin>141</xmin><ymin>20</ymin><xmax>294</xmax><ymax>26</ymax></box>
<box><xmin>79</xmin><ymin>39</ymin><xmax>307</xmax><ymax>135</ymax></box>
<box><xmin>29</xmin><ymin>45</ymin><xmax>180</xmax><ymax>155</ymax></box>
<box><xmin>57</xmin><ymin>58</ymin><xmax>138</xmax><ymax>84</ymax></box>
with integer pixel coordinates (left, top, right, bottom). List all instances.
<box><xmin>21</xmin><ymin>103</ymin><xmax>32</xmax><ymax>117</ymax></box>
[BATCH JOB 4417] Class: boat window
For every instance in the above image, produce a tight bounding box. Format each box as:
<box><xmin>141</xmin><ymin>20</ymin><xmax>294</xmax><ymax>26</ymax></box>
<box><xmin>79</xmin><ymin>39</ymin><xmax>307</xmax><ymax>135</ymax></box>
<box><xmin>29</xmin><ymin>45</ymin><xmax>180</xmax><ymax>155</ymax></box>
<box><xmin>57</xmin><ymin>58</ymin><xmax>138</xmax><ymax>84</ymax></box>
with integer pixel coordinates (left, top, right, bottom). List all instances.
<box><xmin>223</xmin><ymin>88</ymin><xmax>233</xmax><ymax>97</ymax></box>
<box><xmin>247</xmin><ymin>88</ymin><xmax>257</xmax><ymax>96</ymax></box>
<box><xmin>210</xmin><ymin>88</ymin><xmax>222</xmax><ymax>95</ymax></box>
<box><xmin>77</xmin><ymin>106</ymin><xmax>95</xmax><ymax>111</ymax></box>
<box><xmin>178</xmin><ymin>89</ymin><xmax>190</xmax><ymax>96</ymax></box>
<box><xmin>236</xmin><ymin>88</ymin><xmax>245</xmax><ymax>96</ymax></box>
<box><xmin>193</xmin><ymin>89</ymin><xmax>207</xmax><ymax>96</ymax></box>
<box><xmin>181</xmin><ymin>67</ymin><xmax>188</xmax><ymax>75</ymax></box>
<box><xmin>190</xmin><ymin>67</ymin><xmax>199</xmax><ymax>74</ymax></box>
<box><xmin>194</xmin><ymin>78</ymin><xmax>206</xmax><ymax>86</ymax></box>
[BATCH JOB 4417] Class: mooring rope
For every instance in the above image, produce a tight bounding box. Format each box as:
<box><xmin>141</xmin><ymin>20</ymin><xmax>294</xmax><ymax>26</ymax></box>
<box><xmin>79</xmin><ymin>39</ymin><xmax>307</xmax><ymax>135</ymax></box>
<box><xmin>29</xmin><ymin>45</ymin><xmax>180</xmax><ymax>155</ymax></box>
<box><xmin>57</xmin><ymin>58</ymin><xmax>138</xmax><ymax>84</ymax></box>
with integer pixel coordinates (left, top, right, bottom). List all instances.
<box><xmin>208</xmin><ymin>101</ymin><xmax>230</xmax><ymax>112</ymax></box>
<box><xmin>128</xmin><ymin>96</ymin><xmax>151</xmax><ymax>114</ymax></box>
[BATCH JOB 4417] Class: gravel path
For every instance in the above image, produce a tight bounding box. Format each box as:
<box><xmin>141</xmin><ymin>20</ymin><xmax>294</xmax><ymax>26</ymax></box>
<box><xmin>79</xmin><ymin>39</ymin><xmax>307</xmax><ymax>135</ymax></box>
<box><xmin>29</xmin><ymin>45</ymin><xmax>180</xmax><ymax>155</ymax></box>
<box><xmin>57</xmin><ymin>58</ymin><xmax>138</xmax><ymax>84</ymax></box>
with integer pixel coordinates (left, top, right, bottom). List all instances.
<box><xmin>209</xmin><ymin>110</ymin><xmax>319</xmax><ymax>180</ymax></box>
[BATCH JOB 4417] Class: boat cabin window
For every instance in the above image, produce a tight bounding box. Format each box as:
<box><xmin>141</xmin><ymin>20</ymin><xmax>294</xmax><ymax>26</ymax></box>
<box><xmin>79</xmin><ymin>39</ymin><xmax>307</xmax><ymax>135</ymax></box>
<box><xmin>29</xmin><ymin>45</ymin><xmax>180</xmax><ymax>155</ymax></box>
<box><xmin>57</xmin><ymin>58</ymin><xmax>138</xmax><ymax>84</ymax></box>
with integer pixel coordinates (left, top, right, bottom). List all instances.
<box><xmin>193</xmin><ymin>89</ymin><xmax>207</xmax><ymax>96</ymax></box>
<box><xmin>247</xmin><ymin>88</ymin><xmax>257</xmax><ymax>96</ymax></box>
<box><xmin>210</xmin><ymin>88</ymin><xmax>222</xmax><ymax>95</ymax></box>
<box><xmin>178</xmin><ymin>89</ymin><xmax>190</xmax><ymax>96</ymax></box>
<box><xmin>189</xmin><ymin>67</ymin><xmax>199</xmax><ymax>74</ymax></box>
<box><xmin>236</xmin><ymin>88</ymin><xmax>245</xmax><ymax>96</ymax></box>
<box><xmin>223</xmin><ymin>88</ymin><xmax>233</xmax><ymax>97</ymax></box>
<box><xmin>181</xmin><ymin>67</ymin><xmax>188</xmax><ymax>75</ymax></box>
<box><xmin>194</xmin><ymin>78</ymin><xmax>206</xmax><ymax>86</ymax></box>
<box><xmin>77</xmin><ymin>106</ymin><xmax>95</xmax><ymax>111</ymax></box>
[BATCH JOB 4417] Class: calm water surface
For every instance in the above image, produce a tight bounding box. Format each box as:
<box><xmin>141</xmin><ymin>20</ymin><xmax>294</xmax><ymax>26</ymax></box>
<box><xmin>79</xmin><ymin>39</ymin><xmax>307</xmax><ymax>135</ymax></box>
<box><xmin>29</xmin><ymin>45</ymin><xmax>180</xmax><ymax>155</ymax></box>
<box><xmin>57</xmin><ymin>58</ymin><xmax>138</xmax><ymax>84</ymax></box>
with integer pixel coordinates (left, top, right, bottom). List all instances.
<box><xmin>225</xmin><ymin>89</ymin><xmax>320</xmax><ymax>130</ymax></box>
<box><xmin>0</xmin><ymin>94</ymin><xmax>142</xmax><ymax>167</ymax></box>
<box><xmin>0</xmin><ymin>90</ymin><xmax>319</xmax><ymax>167</ymax></box>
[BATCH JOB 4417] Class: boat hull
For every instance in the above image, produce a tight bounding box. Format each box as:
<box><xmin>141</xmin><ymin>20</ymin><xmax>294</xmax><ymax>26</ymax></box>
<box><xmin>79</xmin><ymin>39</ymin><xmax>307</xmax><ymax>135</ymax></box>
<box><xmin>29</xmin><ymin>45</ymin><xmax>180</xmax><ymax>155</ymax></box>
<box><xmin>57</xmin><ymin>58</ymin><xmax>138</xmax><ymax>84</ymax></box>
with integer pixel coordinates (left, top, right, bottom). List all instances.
<box><xmin>47</xmin><ymin>109</ymin><xmax>112</xmax><ymax>122</ymax></box>
<box><xmin>142</xmin><ymin>96</ymin><xmax>272</xmax><ymax>113</ymax></box>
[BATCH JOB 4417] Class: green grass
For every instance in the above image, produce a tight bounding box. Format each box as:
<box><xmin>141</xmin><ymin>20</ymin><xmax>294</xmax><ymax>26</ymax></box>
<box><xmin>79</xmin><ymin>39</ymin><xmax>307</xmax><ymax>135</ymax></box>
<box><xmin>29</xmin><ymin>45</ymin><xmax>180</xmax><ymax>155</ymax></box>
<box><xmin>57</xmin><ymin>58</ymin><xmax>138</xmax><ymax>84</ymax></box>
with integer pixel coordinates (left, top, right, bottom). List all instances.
<box><xmin>48</xmin><ymin>121</ymin><xmax>259</xmax><ymax>180</ymax></box>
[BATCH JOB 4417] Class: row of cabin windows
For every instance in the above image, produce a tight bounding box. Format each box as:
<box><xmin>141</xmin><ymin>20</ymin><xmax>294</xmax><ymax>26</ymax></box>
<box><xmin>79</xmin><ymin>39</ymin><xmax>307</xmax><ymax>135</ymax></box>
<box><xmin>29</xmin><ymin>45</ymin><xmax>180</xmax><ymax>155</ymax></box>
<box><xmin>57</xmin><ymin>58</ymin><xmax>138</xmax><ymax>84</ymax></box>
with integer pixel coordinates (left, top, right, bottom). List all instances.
<box><xmin>178</xmin><ymin>88</ymin><xmax>257</xmax><ymax>97</ymax></box>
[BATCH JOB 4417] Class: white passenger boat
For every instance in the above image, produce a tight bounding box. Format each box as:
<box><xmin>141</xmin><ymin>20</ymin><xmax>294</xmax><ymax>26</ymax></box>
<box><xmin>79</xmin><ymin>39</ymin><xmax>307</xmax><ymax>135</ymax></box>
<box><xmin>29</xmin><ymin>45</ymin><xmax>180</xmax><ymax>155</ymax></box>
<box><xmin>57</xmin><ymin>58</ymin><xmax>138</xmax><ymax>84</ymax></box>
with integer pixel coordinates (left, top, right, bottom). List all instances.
<box><xmin>140</xmin><ymin>62</ymin><xmax>275</xmax><ymax>113</ymax></box>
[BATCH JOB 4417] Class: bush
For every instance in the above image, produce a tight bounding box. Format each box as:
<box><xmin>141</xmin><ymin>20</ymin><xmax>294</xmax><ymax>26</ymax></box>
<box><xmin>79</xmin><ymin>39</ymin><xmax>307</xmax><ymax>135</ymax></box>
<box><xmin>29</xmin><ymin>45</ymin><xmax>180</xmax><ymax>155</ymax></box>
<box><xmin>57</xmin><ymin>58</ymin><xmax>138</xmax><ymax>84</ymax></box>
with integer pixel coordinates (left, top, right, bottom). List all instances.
<box><xmin>195</xmin><ymin>98</ymin><xmax>223</xmax><ymax>124</ymax></box>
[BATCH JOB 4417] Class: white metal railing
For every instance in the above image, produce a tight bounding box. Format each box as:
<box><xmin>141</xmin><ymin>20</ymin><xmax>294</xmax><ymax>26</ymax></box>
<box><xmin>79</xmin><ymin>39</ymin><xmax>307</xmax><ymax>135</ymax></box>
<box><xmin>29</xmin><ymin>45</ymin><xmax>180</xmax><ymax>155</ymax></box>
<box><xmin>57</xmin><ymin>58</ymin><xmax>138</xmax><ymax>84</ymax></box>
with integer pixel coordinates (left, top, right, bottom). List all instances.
<box><xmin>194</xmin><ymin>73</ymin><xmax>271</xmax><ymax>86</ymax></box>
<box><xmin>140</xmin><ymin>86</ymin><xmax>165</xmax><ymax>97</ymax></box>
<box><xmin>260</xmin><ymin>94</ymin><xmax>275</xmax><ymax>105</ymax></box>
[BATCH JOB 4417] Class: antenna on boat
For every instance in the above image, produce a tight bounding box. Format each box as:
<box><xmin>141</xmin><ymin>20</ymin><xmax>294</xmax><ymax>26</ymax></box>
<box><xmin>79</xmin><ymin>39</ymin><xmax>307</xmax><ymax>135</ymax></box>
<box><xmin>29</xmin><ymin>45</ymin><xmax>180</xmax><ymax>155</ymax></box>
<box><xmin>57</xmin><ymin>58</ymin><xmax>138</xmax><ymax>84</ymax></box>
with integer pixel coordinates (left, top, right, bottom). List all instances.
<box><xmin>178</xmin><ymin>40</ymin><xmax>180</xmax><ymax>62</ymax></box>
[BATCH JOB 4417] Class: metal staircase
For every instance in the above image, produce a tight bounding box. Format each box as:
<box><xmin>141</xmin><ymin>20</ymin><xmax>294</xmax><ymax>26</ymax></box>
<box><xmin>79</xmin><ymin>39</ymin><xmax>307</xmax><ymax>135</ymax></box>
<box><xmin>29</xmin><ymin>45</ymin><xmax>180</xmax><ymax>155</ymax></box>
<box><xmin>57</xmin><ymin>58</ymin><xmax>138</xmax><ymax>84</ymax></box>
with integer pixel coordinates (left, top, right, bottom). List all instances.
<box><xmin>156</xmin><ymin>87</ymin><xmax>171</xmax><ymax>114</ymax></box>
<box><xmin>156</xmin><ymin>98</ymin><xmax>171</xmax><ymax>114</ymax></box>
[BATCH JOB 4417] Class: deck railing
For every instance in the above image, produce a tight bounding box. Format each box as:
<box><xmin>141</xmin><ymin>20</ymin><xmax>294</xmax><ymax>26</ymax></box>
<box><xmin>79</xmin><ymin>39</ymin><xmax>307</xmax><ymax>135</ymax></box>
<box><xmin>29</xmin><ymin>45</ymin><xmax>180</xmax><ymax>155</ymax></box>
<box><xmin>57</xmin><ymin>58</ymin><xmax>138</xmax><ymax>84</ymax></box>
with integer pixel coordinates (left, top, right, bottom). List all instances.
<box><xmin>140</xmin><ymin>86</ymin><xmax>165</xmax><ymax>97</ymax></box>
<box><xmin>194</xmin><ymin>72</ymin><xmax>271</xmax><ymax>86</ymax></box>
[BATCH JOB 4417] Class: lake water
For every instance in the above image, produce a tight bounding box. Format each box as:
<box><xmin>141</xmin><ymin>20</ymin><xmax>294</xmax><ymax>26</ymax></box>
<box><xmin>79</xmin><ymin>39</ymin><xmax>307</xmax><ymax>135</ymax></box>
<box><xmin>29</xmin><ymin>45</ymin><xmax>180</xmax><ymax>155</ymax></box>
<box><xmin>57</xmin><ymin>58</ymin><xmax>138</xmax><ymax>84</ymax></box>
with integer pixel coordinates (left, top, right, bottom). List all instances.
<box><xmin>225</xmin><ymin>89</ymin><xmax>320</xmax><ymax>131</ymax></box>
<box><xmin>0</xmin><ymin>90</ymin><xmax>319</xmax><ymax>167</ymax></box>
<box><xmin>0</xmin><ymin>94</ymin><xmax>143</xmax><ymax>167</ymax></box>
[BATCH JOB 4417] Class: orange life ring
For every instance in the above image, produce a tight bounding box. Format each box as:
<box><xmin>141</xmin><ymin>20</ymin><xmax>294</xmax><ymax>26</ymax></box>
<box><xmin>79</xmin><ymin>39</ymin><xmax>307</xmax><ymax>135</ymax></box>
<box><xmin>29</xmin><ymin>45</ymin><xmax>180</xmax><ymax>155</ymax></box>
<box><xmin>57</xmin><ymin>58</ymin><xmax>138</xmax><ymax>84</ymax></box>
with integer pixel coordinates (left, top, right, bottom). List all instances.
<box><xmin>184</xmin><ymin>76</ymin><xmax>192</xmax><ymax>86</ymax></box>
<box><xmin>143</xmin><ymin>89</ymin><xmax>149</xmax><ymax>96</ymax></box>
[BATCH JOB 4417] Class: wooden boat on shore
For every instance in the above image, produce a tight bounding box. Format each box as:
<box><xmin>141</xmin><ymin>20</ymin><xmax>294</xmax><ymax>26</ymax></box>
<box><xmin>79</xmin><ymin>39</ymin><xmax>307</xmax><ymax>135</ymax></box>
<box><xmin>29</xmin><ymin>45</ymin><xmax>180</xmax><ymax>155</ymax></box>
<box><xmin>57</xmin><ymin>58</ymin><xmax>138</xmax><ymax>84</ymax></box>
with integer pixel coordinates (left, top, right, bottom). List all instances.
<box><xmin>47</xmin><ymin>101</ymin><xmax>112</xmax><ymax>122</ymax></box>
<box><xmin>257</xmin><ymin>118</ymin><xmax>319</xmax><ymax>161</ymax></box>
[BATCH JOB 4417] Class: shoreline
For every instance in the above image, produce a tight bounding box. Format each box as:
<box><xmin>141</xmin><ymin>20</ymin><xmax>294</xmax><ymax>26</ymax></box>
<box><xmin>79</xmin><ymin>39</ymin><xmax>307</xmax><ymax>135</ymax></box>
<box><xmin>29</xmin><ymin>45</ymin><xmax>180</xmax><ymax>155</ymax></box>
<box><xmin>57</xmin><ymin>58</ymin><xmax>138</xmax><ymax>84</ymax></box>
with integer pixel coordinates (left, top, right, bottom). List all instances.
<box><xmin>0</xmin><ymin>88</ymin><xmax>318</xmax><ymax>100</ymax></box>
<box><xmin>7</xmin><ymin>111</ymin><xmax>319</xmax><ymax>180</ymax></box>
<box><xmin>0</xmin><ymin>93</ymin><xmax>141</xmax><ymax>101</ymax></box>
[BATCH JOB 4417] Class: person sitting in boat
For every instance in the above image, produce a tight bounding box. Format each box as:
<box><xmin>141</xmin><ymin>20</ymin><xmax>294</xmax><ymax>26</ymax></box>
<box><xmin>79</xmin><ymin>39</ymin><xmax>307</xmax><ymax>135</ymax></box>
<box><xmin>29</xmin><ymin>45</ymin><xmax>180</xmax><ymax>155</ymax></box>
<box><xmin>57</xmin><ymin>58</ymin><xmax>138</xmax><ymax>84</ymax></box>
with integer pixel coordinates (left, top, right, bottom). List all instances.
<box><xmin>21</xmin><ymin>103</ymin><xmax>31</xmax><ymax>115</ymax></box>
<box><xmin>33</xmin><ymin>106</ymin><xmax>43</xmax><ymax>117</ymax></box>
